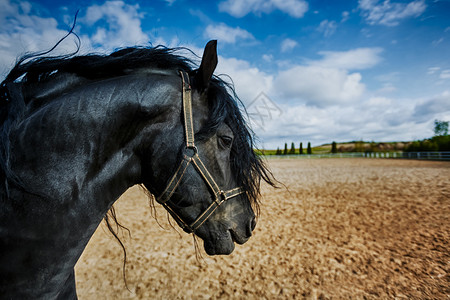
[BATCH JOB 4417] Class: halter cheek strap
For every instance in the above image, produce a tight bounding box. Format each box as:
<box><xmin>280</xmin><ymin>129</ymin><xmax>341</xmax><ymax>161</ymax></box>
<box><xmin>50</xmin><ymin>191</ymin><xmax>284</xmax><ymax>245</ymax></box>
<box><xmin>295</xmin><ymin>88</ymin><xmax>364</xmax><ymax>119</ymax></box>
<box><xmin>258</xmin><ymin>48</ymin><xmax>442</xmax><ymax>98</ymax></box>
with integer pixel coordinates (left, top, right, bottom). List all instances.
<box><xmin>156</xmin><ymin>70</ymin><xmax>244</xmax><ymax>233</ymax></box>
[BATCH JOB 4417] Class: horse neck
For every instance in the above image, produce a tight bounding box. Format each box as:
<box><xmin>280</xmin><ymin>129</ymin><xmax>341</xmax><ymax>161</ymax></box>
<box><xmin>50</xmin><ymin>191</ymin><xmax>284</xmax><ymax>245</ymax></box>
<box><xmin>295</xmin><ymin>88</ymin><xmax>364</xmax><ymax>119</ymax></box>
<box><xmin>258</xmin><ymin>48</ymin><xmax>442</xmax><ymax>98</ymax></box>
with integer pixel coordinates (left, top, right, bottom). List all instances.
<box><xmin>12</xmin><ymin>72</ymin><xmax>179</xmax><ymax>203</ymax></box>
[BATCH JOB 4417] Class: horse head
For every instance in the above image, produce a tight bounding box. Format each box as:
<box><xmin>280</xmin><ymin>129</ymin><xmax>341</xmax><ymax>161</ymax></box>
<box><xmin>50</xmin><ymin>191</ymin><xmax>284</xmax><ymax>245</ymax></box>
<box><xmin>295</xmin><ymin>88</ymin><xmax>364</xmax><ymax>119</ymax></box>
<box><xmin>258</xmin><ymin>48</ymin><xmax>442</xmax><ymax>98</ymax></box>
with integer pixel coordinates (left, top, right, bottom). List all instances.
<box><xmin>141</xmin><ymin>41</ymin><xmax>271</xmax><ymax>255</ymax></box>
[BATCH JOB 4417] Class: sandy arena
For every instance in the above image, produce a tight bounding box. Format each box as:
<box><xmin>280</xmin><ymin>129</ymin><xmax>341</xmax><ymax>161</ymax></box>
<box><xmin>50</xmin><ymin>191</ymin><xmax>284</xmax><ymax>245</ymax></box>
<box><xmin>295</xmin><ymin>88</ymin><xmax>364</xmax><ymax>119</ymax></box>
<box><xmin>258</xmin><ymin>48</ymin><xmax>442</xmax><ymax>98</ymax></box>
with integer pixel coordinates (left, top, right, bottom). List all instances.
<box><xmin>75</xmin><ymin>158</ymin><xmax>449</xmax><ymax>299</ymax></box>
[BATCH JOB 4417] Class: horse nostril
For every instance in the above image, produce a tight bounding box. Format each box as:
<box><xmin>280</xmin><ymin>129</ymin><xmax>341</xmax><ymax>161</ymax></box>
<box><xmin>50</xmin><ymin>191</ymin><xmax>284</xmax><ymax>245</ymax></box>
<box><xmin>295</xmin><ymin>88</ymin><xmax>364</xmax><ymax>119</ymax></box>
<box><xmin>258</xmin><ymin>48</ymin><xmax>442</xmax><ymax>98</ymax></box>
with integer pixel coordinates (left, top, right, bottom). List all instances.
<box><xmin>249</xmin><ymin>217</ymin><xmax>257</xmax><ymax>233</ymax></box>
<box><xmin>251</xmin><ymin>217</ymin><xmax>257</xmax><ymax>231</ymax></box>
<box><xmin>245</xmin><ymin>217</ymin><xmax>257</xmax><ymax>238</ymax></box>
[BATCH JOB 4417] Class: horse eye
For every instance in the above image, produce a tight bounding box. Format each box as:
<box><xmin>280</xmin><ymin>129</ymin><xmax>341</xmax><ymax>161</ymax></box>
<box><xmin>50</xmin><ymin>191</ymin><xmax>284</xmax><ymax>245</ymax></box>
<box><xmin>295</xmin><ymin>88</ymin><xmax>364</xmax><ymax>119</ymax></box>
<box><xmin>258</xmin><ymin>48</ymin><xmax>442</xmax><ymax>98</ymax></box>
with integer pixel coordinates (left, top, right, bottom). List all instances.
<box><xmin>219</xmin><ymin>135</ymin><xmax>233</xmax><ymax>148</ymax></box>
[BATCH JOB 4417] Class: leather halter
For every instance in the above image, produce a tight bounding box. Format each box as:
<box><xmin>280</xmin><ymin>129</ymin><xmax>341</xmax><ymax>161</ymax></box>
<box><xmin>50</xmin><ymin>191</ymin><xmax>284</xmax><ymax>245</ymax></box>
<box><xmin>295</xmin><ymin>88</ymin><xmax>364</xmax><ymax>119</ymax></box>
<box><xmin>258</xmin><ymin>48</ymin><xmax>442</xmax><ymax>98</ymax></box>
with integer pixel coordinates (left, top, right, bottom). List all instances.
<box><xmin>156</xmin><ymin>70</ymin><xmax>245</xmax><ymax>234</ymax></box>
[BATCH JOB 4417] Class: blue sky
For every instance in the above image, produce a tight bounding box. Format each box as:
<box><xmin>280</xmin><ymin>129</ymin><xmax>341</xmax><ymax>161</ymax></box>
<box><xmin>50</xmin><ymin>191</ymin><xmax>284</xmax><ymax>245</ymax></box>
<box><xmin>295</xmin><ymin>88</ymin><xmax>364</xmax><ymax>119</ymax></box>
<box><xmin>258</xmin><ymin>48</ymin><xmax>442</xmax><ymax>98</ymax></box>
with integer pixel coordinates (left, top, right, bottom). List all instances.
<box><xmin>1</xmin><ymin>0</ymin><xmax>449</xmax><ymax>148</ymax></box>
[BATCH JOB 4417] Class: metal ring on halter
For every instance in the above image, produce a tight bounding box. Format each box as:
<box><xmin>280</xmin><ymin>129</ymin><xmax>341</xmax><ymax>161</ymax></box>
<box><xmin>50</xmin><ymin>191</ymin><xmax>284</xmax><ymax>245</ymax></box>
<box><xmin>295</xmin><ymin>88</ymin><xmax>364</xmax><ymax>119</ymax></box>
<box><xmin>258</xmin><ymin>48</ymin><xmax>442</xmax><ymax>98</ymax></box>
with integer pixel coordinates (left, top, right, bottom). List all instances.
<box><xmin>186</xmin><ymin>145</ymin><xmax>198</xmax><ymax>154</ymax></box>
<box><xmin>183</xmin><ymin>145</ymin><xmax>198</xmax><ymax>158</ymax></box>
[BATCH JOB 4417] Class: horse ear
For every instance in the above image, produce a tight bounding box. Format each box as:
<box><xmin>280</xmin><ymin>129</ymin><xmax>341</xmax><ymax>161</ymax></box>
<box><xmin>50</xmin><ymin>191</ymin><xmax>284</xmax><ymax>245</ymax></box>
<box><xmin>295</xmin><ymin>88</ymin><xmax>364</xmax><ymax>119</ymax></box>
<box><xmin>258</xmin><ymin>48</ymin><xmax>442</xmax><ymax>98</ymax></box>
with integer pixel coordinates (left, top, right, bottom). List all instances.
<box><xmin>195</xmin><ymin>40</ymin><xmax>218</xmax><ymax>91</ymax></box>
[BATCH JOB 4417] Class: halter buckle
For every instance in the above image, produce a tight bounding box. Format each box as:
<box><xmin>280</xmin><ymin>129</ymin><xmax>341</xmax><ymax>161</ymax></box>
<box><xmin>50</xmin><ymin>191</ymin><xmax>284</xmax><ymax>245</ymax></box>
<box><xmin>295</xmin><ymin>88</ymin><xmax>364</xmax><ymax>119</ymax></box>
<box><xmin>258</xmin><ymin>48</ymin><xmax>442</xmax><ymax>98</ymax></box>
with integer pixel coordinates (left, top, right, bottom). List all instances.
<box><xmin>219</xmin><ymin>190</ymin><xmax>226</xmax><ymax>201</ymax></box>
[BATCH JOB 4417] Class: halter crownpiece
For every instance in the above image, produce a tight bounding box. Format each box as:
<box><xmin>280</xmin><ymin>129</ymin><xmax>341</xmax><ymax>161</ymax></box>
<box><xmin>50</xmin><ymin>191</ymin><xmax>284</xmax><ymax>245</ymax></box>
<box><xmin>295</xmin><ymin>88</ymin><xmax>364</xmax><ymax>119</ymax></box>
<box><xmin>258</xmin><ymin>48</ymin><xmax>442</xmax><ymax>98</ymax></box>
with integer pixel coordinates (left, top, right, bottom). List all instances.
<box><xmin>156</xmin><ymin>70</ymin><xmax>245</xmax><ymax>233</ymax></box>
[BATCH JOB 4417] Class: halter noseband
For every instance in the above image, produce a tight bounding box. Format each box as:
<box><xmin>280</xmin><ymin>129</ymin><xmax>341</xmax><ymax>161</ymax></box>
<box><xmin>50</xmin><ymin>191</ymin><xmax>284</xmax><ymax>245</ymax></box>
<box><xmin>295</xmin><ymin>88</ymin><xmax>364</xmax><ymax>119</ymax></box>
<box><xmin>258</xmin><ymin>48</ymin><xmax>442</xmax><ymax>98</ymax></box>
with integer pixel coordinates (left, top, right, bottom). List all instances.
<box><xmin>156</xmin><ymin>70</ymin><xmax>245</xmax><ymax>234</ymax></box>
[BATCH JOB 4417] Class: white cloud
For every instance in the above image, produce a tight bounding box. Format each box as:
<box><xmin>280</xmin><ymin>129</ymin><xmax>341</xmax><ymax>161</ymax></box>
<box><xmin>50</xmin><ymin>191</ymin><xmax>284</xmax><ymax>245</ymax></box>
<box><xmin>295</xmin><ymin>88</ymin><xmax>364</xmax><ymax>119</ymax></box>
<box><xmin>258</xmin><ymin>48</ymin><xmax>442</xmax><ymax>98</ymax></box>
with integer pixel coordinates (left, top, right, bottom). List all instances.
<box><xmin>82</xmin><ymin>1</ymin><xmax>149</xmax><ymax>50</ymax></box>
<box><xmin>413</xmin><ymin>91</ymin><xmax>450</xmax><ymax>122</ymax></box>
<box><xmin>275</xmin><ymin>65</ymin><xmax>365</xmax><ymax>107</ymax></box>
<box><xmin>432</xmin><ymin>37</ymin><xmax>444</xmax><ymax>47</ymax></box>
<box><xmin>219</xmin><ymin>0</ymin><xmax>308</xmax><ymax>18</ymax></box>
<box><xmin>216</xmin><ymin>47</ymin><xmax>379</xmax><ymax>110</ymax></box>
<box><xmin>427</xmin><ymin>67</ymin><xmax>440</xmax><ymax>75</ymax></box>
<box><xmin>0</xmin><ymin>0</ymin><xmax>77</xmax><ymax>78</ymax></box>
<box><xmin>367</xmin><ymin>96</ymin><xmax>392</xmax><ymax>106</ymax></box>
<box><xmin>341</xmin><ymin>11</ymin><xmax>350</xmax><ymax>22</ymax></box>
<box><xmin>216</xmin><ymin>56</ymin><xmax>273</xmax><ymax>103</ymax></box>
<box><xmin>254</xmin><ymin>89</ymin><xmax>450</xmax><ymax>149</ymax></box>
<box><xmin>312</xmin><ymin>47</ymin><xmax>384</xmax><ymax>70</ymax></box>
<box><xmin>317</xmin><ymin>20</ymin><xmax>337</xmax><ymax>37</ymax></box>
<box><xmin>376</xmin><ymin>83</ymin><xmax>396</xmax><ymax>94</ymax></box>
<box><xmin>222</xmin><ymin>47</ymin><xmax>382</xmax><ymax>110</ymax></box>
<box><xmin>204</xmin><ymin>23</ymin><xmax>254</xmax><ymax>44</ymax></box>
<box><xmin>262</xmin><ymin>54</ymin><xmax>273</xmax><ymax>62</ymax></box>
<box><xmin>375</xmin><ymin>71</ymin><xmax>400</xmax><ymax>82</ymax></box>
<box><xmin>252</xmin><ymin>94</ymin><xmax>431</xmax><ymax>148</ymax></box>
<box><xmin>358</xmin><ymin>0</ymin><xmax>427</xmax><ymax>26</ymax></box>
<box><xmin>280</xmin><ymin>38</ymin><xmax>298</xmax><ymax>53</ymax></box>
<box><xmin>427</xmin><ymin>67</ymin><xmax>450</xmax><ymax>80</ymax></box>
<box><xmin>164</xmin><ymin>0</ymin><xmax>176</xmax><ymax>6</ymax></box>
<box><xmin>440</xmin><ymin>70</ymin><xmax>450</xmax><ymax>79</ymax></box>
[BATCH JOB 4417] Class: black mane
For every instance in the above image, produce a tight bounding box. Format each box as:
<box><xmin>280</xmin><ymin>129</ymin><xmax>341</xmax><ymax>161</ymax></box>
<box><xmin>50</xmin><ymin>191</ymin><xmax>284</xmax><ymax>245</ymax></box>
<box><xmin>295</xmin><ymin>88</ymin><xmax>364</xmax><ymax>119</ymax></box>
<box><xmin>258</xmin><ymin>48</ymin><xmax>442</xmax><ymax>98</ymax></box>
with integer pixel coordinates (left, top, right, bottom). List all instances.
<box><xmin>2</xmin><ymin>46</ymin><xmax>195</xmax><ymax>84</ymax></box>
<box><xmin>1</xmin><ymin>46</ymin><xmax>195</xmax><ymax>105</ymax></box>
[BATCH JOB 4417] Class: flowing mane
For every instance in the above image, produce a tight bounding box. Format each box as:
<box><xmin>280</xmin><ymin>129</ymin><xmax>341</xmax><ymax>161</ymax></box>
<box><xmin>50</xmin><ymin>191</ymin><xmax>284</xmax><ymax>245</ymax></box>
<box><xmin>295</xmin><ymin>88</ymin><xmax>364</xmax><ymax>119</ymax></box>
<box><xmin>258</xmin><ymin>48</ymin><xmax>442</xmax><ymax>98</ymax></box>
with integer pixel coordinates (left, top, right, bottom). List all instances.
<box><xmin>1</xmin><ymin>46</ymin><xmax>194</xmax><ymax>106</ymax></box>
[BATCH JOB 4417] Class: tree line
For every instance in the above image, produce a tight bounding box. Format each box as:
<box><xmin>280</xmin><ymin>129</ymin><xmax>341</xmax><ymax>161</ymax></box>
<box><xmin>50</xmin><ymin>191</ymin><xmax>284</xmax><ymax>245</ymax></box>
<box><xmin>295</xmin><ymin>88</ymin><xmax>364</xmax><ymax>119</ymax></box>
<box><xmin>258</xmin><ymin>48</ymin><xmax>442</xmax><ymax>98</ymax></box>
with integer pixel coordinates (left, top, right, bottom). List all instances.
<box><xmin>270</xmin><ymin>120</ymin><xmax>449</xmax><ymax>155</ymax></box>
<box><xmin>405</xmin><ymin>120</ymin><xmax>449</xmax><ymax>152</ymax></box>
<box><xmin>275</xmin><ymin>142</ymin><xmax>312</xmax><ymax>155</ymax></box>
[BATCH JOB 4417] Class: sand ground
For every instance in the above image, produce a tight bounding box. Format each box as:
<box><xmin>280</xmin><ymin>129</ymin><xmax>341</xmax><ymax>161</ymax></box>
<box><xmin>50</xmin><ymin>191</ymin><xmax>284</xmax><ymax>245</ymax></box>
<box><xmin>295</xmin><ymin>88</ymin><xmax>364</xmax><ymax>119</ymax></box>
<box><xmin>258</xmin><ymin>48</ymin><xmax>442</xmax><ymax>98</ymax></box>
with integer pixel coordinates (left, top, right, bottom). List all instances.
<box><xmin>75</xmin><ymin>158</ymin><xmax>450</xmax><ymax>299</ymax></box>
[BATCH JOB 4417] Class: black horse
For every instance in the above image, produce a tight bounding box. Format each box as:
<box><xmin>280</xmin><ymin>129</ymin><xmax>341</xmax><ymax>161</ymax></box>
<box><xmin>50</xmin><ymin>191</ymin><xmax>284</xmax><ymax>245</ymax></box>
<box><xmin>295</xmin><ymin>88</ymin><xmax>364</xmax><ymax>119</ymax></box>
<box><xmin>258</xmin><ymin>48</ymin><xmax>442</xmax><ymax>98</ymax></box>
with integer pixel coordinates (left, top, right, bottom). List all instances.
<box><xmin>0</xmin><ymin>40</ymin><xmax>275</xmax><ymax>299</ymax></box>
